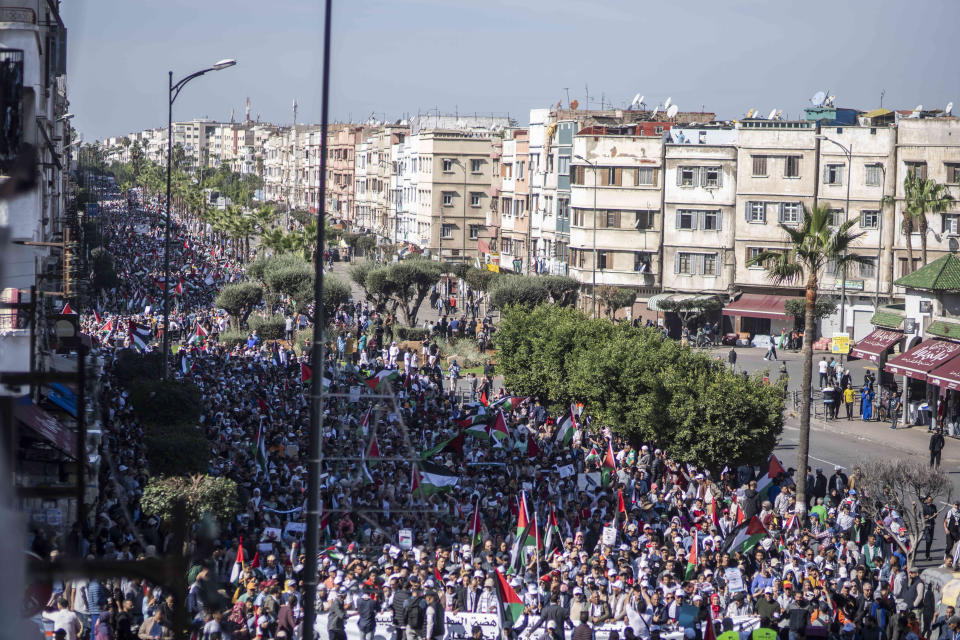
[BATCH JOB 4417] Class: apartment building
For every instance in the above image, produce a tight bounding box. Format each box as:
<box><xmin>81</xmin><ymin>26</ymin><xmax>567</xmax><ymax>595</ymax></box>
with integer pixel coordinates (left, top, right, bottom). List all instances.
<box><xmin>415</xmin><ymin>130</ymin><xmax>496</xmax><ymax>263</ymax></box>
<box><xmin>326</xmin><ymin>125</ymin><xmax>367</xmax><ymax>224</ymax></box>
<box><xmin>569</xmin><ymin>122</ymin><xmax>672</xmax><ymax>314</ymax></box>
<box><xmin>661</xmin><ymin>126</ymin><xmax>739</xmax><ymax>298</ymax></box>
<box><xmin>391</xmin><ymin>134</ymin><xmax>420</xmax><ymax>245</ymax></box>
<box><xmin>498</xmin><ymin>129</ymin><xmax>531</xmax><ymax>272</ymax></box>
<box><xmin>354</xmin><ymin>125</ymin><xmax>408</xmax><ymax>242</ymax></box>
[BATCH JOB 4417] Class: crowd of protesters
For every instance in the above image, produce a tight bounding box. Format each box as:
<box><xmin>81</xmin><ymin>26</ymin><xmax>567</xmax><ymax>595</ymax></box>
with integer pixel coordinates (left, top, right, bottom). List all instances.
<box><xmin>28</xmin><ymin>190</ymin><xmax>960</xmax><ymax>640</ymax></box>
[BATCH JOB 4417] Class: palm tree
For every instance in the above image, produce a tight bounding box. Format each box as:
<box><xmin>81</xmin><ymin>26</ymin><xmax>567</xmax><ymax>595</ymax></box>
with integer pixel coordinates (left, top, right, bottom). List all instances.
<box><xmin>887</xmin><ymin>173</ymin><xmax>957</xmax><ymax>273</ymax></box>
<box><xmin>748</xmin><ymin>204</ymin><xmax>869</xmax><ymax>517</ymax></box>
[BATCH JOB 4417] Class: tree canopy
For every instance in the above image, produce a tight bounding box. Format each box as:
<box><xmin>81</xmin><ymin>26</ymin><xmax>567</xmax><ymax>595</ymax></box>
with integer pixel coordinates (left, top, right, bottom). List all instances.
<box><xmin>214</xmin><ymin>282</ymin><xmax>263</xmax><ymax>330</ymax></box>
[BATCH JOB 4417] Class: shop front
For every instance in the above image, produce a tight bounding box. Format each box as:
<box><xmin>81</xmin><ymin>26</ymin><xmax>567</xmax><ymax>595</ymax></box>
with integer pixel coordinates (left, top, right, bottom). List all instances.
<box><xmin>885</xmin><ymin>339</ymin><xmax>960</xmax><ymax>427</ymax></box>
<box><xmin>721</xmin><ymin>294</ymin><xmax>794</xmax><ymax>347</ymax></box>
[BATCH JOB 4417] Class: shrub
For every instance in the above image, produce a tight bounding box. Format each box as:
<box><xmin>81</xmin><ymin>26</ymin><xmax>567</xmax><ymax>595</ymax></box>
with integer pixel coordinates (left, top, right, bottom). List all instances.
<box><xmin>218</xmin><ymin>330</ymin><xmax>247</xmax><ymax>348</ymax></box>
<box><xmin>141</xmin><ymin>475</ymin><xmax>239</xmax><ymax>523</ymax></box>
<box><xmin>489</xmin><ymin>276</ymin><xmax>549</xmax><ymax>309</ymax></box>
<box><xmin>249</xmin><ymin>314</ymin><xmax>286</xmax><ymax>340</ymax></box>
<box><xmin>395</xmin><ymin>326</ymin><xmax>430</xmax><ymax>342</ymax></box>
<box><xmin>438</xmin><ymin>338</ymin><xmax>486</xmax><ymax>368</ymax></box>
<box><xmin>292</xmin><ymin>329</ymin><xmax>313</xmax><ymax>356</ymax></box>
<box><xmin>215</xmin><ymin>282</ymin><xmax>263</xmax><ymax>330</ymax></box>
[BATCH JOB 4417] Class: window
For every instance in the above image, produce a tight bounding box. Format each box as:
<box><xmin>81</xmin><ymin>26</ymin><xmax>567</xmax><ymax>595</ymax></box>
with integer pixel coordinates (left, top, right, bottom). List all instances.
<box><xmin>602</xmin><ymin>210</ymin><xmax>621</xmax><ymax>228</ymax></box>
<box><xmin>947</xmin><ymin>163</ymin><xmax>960</xmax><ymax>185</ymax></box>
<box><xmin>824</xmin><ymin>164</ymin><xmax>844</xmax><ymax>186</ymax></box>
<box><xmin>571</xmin><ymin>165</ymin><xmax>585</xmax><ymax>184</ymax></box>
<box><xmin>898</xmin><ymin>257</ymin><xmax>921</xmax><ymax>276</ymax></box>
<box><xmin>517</xmin><ymin>161</ymin><xmax>525</xmax><ymax>180</ymax></box>
<box><xmin>597</xmin><ymin>251</ymin><xmax>613</xmax><ymax>270</ymax></box>
<box><xmin>634</xmin><ymin>252</ymin><xmax>653</xmax><ymax>273</ymax></box>
<box><xmin>703</xmin><ymin>253</ymin><xmax>718</xmax><ymax>276</ymax></box>
<box><xmin>636</xmin><ymin>167</ymin><xmax>656</xmax><ymax>186</ymax></box>
<box><xmin>905</xmin><ymin>161</ymin><xmax>927</xmax><ymax>180</ymax></box>
<box><xmin>746</xmin><ymin>201</ymin><xmax>766</xmax><ymax>223</ymax></box>
<box><xmin>747</xmin><ymin>247</ymin><xmax>765</xmax><ymax>268</ymax></box>
<box><xmin>702</xmin><ymin>166</ymin><xmax>722</xmax><ymax>188</ymax></box>
<box><xmin>779</xmin><ymin>202</ymin><xmax>802</xmax><ymax>225</ymax></box>
<box><xmin>827</xmin><ymin>209</ymin><xmax>841</xmax><ymax>226</ymax></box>
<box><xmin>470</xmin><ymin>158</ymin><xmax>482</xmax><ymax>173</ymax></box>
<box><xmin>442</xmin><ymin>192</ymin><xmax>454</xmax><ymax>207</ymax></box>
<box><xmin>470</xmin><ymin>192</ymin><xmax>481</xmax><ymax>207</ymax></box>
<box><xmin>784</xmin><ymin>156</ymin><xmax>800</xmax><ymax>178</ymax></box>
<box><xmin>572</xmin><ymin>208</ymin><xmax>584</xmax><ymax>226</ymax></box>
<box><xmin>558</xmin><ymin>155</ymin><xmax>569</xmax><ymax>175</ymax></box>
<box><xmin>860</xmin><ymin>209</ymin><xmax>879</xmax><ymax>229</ymax></box>
<box><xmin>865</xmin><ymin>163</ymin><xmax>883</xmax><ymax>187</ymax></box>
<box><xmin>501</xmin><ymin>238</ymin><xmax>512</xmax><ymax>254</ymax></box>
<box><xmin>677</xmin><ymin>252</ymin><xmax>694</xmax><ymax>275</ymax></box>
<box><xmin>601</xmin><ymin>167</ymin><xmax>622</xmax><ymax>186</ymax></box>
<box><xmin>702</xmin><ymin>210</ymin><xmax>722</xmax><ymax>231</ymax></box>
<box><xmin>943</xmin><ymin>214</ymin><xmax>960</xmax><ymax>235</ymax></box>
<box><xmin>571</xmin><ymin>248</ymin><xmax>585</xmax><ymax>268</ymax></box>
<box><xmin>558</xmin><ymin>198</ymin><xmax>569</xmax><ymax>219</ymax></box>
<box><xmin>859</xmin><ymin>257</ymin><xmax>876</xmax><ymax>279</ymax></box>
<box><xmin>752</xmin><ymin>155</ymin><xmax>768</xmax><ymax>177</ymax></box>
<box><xmin>469</xmin><ymin>225</ymin><xmax>481</xmax><ymax>240</ymax></box>
<box><xmin>677</xmin><ymin>210</ymin><xmax>698</xmax><ymax>230</ymax></box>
<box><xmin>441</xmin><ymin>224</ymin><xmax>454</xmax><ymax>239</ymax></box>
<box><xmin>634</xmin><ymin>210</ymin><xmax>656</xmax><ymax>230</ymax></box>
<box><xmin>679</xmin><ymin>167</ymin><xmax>697</xmax><ymax>187</ymax></box>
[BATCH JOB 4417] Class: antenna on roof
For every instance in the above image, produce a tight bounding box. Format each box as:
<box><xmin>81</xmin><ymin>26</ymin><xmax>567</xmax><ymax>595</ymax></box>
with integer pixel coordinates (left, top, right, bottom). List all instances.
<box><xmin>630</xmin><ymin>93</ymin><xmax>643</xmax><ymax>110</ymax></box>
<box><xmin>664</xmin><ymin>97</ymin><xmax>672</xmax><ymax>109</ymax></box>
<box><xmin>946</xmin><ymin>102</ymin><xmax>954</xmax><ymax>116</ymax></box>
<box><xmin>651</xmin><ymin>105</ymin><xmax>660</xmax><ymax>117</ymax></box>
<box><xmin>767</xmin><ymin>108</ymin><xmax>777</xmax><ymax>120</ymax></box>
<box><xmin>825</xmin><ymin>95</ymin><xmax>836</xmax><ymax>107</ymax></box>
<box><xmin>666</xmin><ymin>104</ymin><xmax>679</xmax><ymax>119</ymax></box>
<box><xmin>810</xmin><ymin>91</ymin><xmax>827</xmax><ymax>107</ymax></box>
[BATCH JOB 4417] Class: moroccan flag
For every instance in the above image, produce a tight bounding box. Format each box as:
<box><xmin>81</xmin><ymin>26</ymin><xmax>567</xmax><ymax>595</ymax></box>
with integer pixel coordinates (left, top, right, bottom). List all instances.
<box><xmin>469</xmin><ymin>501</ymin><xmax>484</xmax><ymax>550</ymax></box>
<box><xmin>601</xmin><ymin>441</ymin><xmax>617</xmax><ymax>486</ymax></box>
<box><xmin>301</xmin><ymin>363</ymin><xmax>312</xmax><ymax>384</ymax></box>
<box><xmin>490</xmin><ymin>410</ymin><xmax>509</xmax><ymax>441</ymax></box>
<box><xmin>756</xmin><ymin>453</ymin><xmax>789</xmax><ymax>496</ymax></box>
<box><xmin>554</xmin><ymin>405</ymin><xmax>577</xmax><ymax>448</ymax></box>
<box><xmin>685</xmin><ymin>537</ymin><xmax>698</xmax><ymax>580</ymax></box>
<box><xmin>60</xmin><ymin>302</ymin><xmax>76</xmax><ymax>315</ymax></box>
<box><xmin>229</xmin><ymin>537</ymin><xmax>245</xmax><ymax>584</ymax></box>
<box><xmin>720</xmin><ymin>516</ymin><xmax>769</xmax><ymax>556</ymax></box>
<box><xmin>495</xmin><ymin>569</ymin><xmax>524</xmax><ymax>626</ymax></box>
<box><xmin>366</xmin><ymin>369</ymin><xmax>400</xmax><ymax>390</ymax></box>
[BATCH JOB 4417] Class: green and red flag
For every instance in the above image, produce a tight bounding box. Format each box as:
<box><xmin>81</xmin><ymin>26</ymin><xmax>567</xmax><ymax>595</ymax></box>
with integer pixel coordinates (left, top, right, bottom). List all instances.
<box><xmin>411</xmin><ymin>461</ymin><xmax>459</xmax><ymax>497</ymax></box>
<box><xmin>469</xmin><ymin>500</ymin><xmax>484</xmax><ymax>550</ymax></box>
<box><xmin>301</xmin><ymin>363</ymin><xmax>312</xmax><ymax>384</ymax></box>
<box><xmin>421</xmin><ymin>431</ymin><xmax>465</xmax><ymax>459</ymax></box>
<box><xmin>366</xmin><ymin>432</ymin><xmax>380</xmax><ymax>465</ymax></box>
<box><xmin>756</xmin><ymin>453</ymin><xmax>789</xmax><ymax>498</ymax></box>
<box><xmin>490</xmin><ymin>410</ymin><xmax>510</xmax><ymax>441</ymax></box>
<box><xmin>720</xmin><ymin>516</ymin><xmax>769</xmax><ymax>556</ymax></box>
<box><xmin>543</xmin><ymin>504</ymin><xmax>562</xmax><ymax>554</ymax></box>
<box><xmin>601</xmin><ymin>441</ymin><xmax>617</xmax><ymax>486</ymax></box>
<box><xmin>685</xmin><ymin>537</ymin><xmax>698</xmax><ymax>580</ymax></box>
<box><xmin>554</xmin><ymin>404</ymin><xmax>578</xmax><ymax>448</ymax></box>
<box><xmin>495</xmin><ymin>568</ymin><xmax>524</xmax><ymax>626</ymax></box>
<box><xmin>366</xmin><ymin>369</ymin><xmax>400</xmax><ymax>390</ymax></box>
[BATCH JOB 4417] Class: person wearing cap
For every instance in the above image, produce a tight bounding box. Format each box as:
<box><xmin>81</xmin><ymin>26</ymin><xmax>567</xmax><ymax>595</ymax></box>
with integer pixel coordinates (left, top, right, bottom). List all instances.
<box><xmin>587</xmin><ymin>590</ymin><xmax>611</xmax><ymax>626</ymax></box>
<box><xmin>477</xmin><ymin>578</ymin><xmax>498</xmax><ymax>614</ymax></box>
<box><xmin>756</xmin><ymin>586</ymin><xmax>781</xmax><ymax>629</ymax></box>
<box><xmin>328</xmin><ymin>589</ymin><xmax>348</xmax><ymax>640</ymax></box>
<box><xmin>424</xmin><ymin>591</ymin><xmax>445</xmax><ymax>640</ymax></box>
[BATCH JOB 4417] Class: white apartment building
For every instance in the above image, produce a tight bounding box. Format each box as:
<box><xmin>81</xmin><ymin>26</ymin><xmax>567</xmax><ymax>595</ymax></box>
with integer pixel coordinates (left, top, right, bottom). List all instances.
<box><xmin>391</xmin><ymin>134</ymin><xmax>420</xmax><ymax>245</ymax></box>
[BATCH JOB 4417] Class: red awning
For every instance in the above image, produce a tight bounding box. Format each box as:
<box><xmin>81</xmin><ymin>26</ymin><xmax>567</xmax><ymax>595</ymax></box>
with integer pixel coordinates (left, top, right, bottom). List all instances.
<box><xmin>850</xmin><ymin>329</ymin><xmax>903</xmax><ymax>362</ymax></box>
<box><xmin>928</xmin><ymin>357</ymin><xmax>960</xmax><ymax>391</ymax></box>
<box><xmin>885</xmin><ymin>339</ymin><xmax>960</xmax><ymax>381</ymax></box>
<box><xmin>722</xmin><ymin>294</ymin><xmax>789</xmax><ymax>320</ymax></box>
<box><xmin>15</xmin><ymin>397</ymin><xmax>77</xmax><ymax>457</ymax></box>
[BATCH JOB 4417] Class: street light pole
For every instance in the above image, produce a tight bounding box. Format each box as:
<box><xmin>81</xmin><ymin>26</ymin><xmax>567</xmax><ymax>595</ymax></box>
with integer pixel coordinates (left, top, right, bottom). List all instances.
<box><xmin>817</xmin><ymin>136</ymin><xmax>852</xmax><ymax>362</ymax></box>
<box><xmin>574</xmin><ymin>155</ymin><xmax>599</xmax><ymax>318</ymax></box>
<box><xmin>162</xmin><ymin>59</ymin><xmax>236</xmax><ymax>379</ymax></box>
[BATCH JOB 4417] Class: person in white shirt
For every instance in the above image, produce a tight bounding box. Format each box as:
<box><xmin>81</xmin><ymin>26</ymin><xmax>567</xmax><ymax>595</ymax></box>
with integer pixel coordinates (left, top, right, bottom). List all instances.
<box><xmin>42</xmin><ymin>597</ymin><xmax>83</xmax><ymax>640</ymax></box>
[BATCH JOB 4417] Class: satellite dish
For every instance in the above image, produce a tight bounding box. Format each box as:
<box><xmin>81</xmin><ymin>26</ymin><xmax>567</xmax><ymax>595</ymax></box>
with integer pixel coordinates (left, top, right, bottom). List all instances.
<box><xmin>631</xmin><ymin>93</ymin><xmax>642</xmax><ymax>108</ymax></box>
<box><xmin>775</xmin><ymin>110</ymin><xmax>783</xmax><ymax>119</ymax></box>
<box><xmin>811</xmin><ymin>91</ymin><xmax>826</xmax><ymax>107</ymax></box>
<box><xmin>569</xmin><ymin>100</ymin><xmax>579</xmax><ymax>111</ymax></box>
<box><xmin>946</xmin><ymin>102</ymin><xmax>954</xmax><ymax>116</ymax></box>
<box><xmin>651</xmin><ymin>105</ymin><xmax>660</xmax><ymax>117</ymax></box>
<box><xmin>746</xmin><ymin>109</ymin><xmax>755</xmax><ymax>119</ymax></box>
<box><xmin>666</xmin><ymin>104</ymin><xmax>679</xmax><ymax>118</ymax></box>
<box><xmin>825</xmin><ymin>95</ymin><xmax>836</xmax><ymax>107</ymax></box>
<box><xmin>767</xmin><ymin>108</ymin><xmax>777</xmax><ymax>120</ymax></box>
<box><xmin>664</xmin><ymin>97</ymin><xmax>672</xmax><ymax>109</ymax></box>
<box><xmin>637</xmin><ymin>95</ymin><xmax>644</xmax><ymax>108</ymax></box>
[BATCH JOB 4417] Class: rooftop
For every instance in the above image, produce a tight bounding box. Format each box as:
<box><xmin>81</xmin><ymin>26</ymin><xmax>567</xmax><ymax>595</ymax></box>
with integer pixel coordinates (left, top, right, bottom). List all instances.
<box><xmin>894</xmin><ymin>254</ymin><xmax>960</xmax><ymax>291</ymax></box>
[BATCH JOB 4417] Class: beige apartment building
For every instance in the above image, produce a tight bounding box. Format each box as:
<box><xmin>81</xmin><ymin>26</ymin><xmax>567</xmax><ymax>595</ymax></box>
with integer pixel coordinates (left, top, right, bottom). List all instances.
<box><xmin>416</xmin><ymin>130</ymin><xmax>496</xmax><ymax>263</ymax></box>
<box><xmin>326</xmin><ymin>125</ymin><xmax>368</xmax><ymax>224</ymax></box>
<box><xmin>569</xmin><ymin>123</ymin><xmax>669</xmax><ymax>315</ymax></box>
<box><xmin>354</xmin><ymin>125</ymin><xmax>408</xmax><ymax>242</ymax></box>
<box><xmin>498</xmin><ymin>129</ymin><xmax>531</xmax><ymax>272</ymax></box>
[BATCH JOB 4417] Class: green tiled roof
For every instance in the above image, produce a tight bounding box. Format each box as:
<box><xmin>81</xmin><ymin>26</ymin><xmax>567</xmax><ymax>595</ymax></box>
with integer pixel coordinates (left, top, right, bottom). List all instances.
<box><xmin>871</xmin><ymin>309</ymin><xmax>905</xmax><ymax>329</ymax></box>
<box><xmin>926</xmin><ymin>320</ymin><xmax>960</xmax><ymax>340</ymax></box>
<box><xmin>894</xmin><ymin>254</ymin><xmax>960</xmax><ymax>291</ymax></box>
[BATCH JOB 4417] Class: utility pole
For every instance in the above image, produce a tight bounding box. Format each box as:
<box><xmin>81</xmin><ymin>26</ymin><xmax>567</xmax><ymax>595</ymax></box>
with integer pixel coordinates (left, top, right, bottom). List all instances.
<box><xmin>290</xmin><ymin>99</ymin><xmax>298</xmax><ymax>228</ymax></box>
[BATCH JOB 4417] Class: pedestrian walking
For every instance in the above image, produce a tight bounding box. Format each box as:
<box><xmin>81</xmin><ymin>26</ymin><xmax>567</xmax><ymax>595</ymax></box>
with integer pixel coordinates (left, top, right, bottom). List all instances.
<box><xmin>930</xmin><ymin>427</ymin><xmax>946</xmax><ymax>468</ymax></box>
<box><xmin>843</xmin><ymin>384</ymin><xmax>855</xmax><ymax>420</ymax></box>
<box><xmin>728</xmin><ymin>347</ymin><xmax>737</xmax><ymax>372</ymax></box>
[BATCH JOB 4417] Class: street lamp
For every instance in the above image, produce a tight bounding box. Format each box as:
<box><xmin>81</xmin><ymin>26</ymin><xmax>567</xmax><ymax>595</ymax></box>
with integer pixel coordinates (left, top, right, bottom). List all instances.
<box><xmin>816</xmin><ymin>135</ymin><xmax>852</xmax><ymax>360</ymax></box>
<box><xmin>162</xmin><ymin>59</ymin><xmax>236</xmax><ymax>379</ymax></box>
<box><xmin>574</xmin><ymin>154</ymin><xmax>599</xmax><ymax>318</ymax></box>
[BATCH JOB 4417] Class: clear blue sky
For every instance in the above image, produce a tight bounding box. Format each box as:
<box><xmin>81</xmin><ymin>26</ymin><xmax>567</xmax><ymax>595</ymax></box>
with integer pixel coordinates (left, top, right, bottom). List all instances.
<box><xmin>63</xmin><ymin>0</ymin><xmax>959</xmax><ymax>142</ymax></box>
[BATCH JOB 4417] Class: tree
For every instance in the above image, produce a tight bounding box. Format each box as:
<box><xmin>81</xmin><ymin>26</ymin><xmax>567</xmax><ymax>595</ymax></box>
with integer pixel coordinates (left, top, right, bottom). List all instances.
<box><xmin>784</xmin><ymin>298</ymin><xmax>837</xmax><ymax>321</ymax></box>
<box><xmin>905</xmin><ymin>174</ymin><xmax>956</xmax><ymax>268</ymax></box>
<box><xmin>658</xmin><ymin>297</ymin><xmax>723</xmax><ymax>329</ymax></box>
<box><xmin>748</xmin><ymin>204</ymin><xmax>869</xmax><ymax>518</ymax></box>
<box><xmin>464</xmin><ymin>267</ymin><xmax>500</xmax><ymax>296</ymax></box>
<box><xmin>855</xmin><ymin>459</ymin><xmax>951</xmax><ymax>570</ymax></box>
<box><xmin>90</xmin><ymin>247</ymin><xmax>119</xmax><ymax>291</ymax></box>
<box><xmin>595</xmin><ymin>286</ymin><xmax>637</xmax><ymax>320</ymax></box>
<box><xmin>214</xmin><ymin>282</ymin><xmax>263</xmax><ymax>330</ymax></box>
<box><xmin>141</xmin><ymin>475</ymin><xmax>239</xmax><ymax>524</ymax></box>
<box><xmin>366</xmin><ymin>259</ymin><xmax>443</xmax><ymax>325</ymax></box>
<box><xmin>539</xmin><ymin>275</ymin><xmax>580</xmax><ymax>307</ymax></box>
<box><xmin>489</xmin><ymin>276</ymin><xmax>549</xmax><ymax>309</ymax></box>
<box><xmin>348</xmin><ymin>260</ymin><xmax>379</xmax><ymax>301</ymax></box>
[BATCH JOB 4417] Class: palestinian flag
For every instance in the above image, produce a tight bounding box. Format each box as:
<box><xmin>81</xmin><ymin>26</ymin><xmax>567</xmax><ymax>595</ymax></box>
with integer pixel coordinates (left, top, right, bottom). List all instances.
<box><xmin>491</xmin><ymin>396</ymin><xmax>526</xmax><ymax>412</ymax></box>
<box><xmin>543</xmin><ymin>504</ymin><xmax>562</xmax><ymax>554</ymax></box>
<box><xmin>412</xmin><ymin>461</ymin><xmax>459</xmax><ymax>496</ymax></box>
<box><xmin>554</xmin><ymin>405</ymin><xmax>577</xmax><ymax>448</ymax></box>
<box><xmin>490</xmin><ymin>410</ymin><xmax>509</xmax><ymax>441</ymax></box>
<box><xmin>188</xmin><ymin>323</ymin><xmax>208</xmax><ymax>345</ymax></box>
<box><xmin>756</xmin><ymin>454</ymin><xmax>789</xmax><ymax>497</ymax></box>
<box><xmin>128</xmin><ymin>320</ymin><xmax>151</xmax><ymax>352</ymax></box>
<box><xmin>495</xmin><ymin>569</ymin><xmax>524</xmax><ymax>626</ymax></box>
<box><xmin>526</xmin><ymin>434</ymin><xmax>541</xmax><ymax>460</ymax></box>
<box><xmin>301</xmin><ymin>363</ymin><xmax>312</xmax><ymax>384</ymax></box>
<box><xmin>253</xmin><ymin>421</ymin><xmax>268</xmax><ymax>473</ymax></box>
<box><xmin>366</xmin><ymin>369</ymin><xmax>400</xmax><ymax>390</ymax></box>
<box><xmin>617</xmin><ymin>490</ymin><xmax>627</xmax><ymax>517</ymax></box>
<box><xmin>99</xmin><ymin>318</ymin><xmax>114</xmax><ymax>334</ymax></box>
<box><xmin>173</xmin><ymin>278</ymin><xmax>184</xmax><ymax>296</ymax></box>
<box><xmin>516</xmin><ymin>492</ymin><xmax>537</xmax><ymax>549</ymax></box>
<box><xmin>60</xmin><ymin>302</ymin><xmax>77</xmax><ymax>315</ymax></box>
<box><xmin>366</xmin><ymin>433</ymin><xmax>381</xmax><ymax>465</ymax></box>
<box><xmin>479</xmin><ymin>390</ymin><xmax>489</xmax><ymax>406</ymax></box>
<box><xmin>601</xmin><ymin>441</ymin><xmax>617</xmax><ymax>486</ymax></box>
<box><xmin>720</xmin><ymin>516</ymin><xmax>769</xmax><ymax>556</ymax></box>
<box><xmin>421</xmin><ymin>431</ymin><xmax>465</xmax><ymax>459</ymax></box>
<box><xmin>229</xmin><ymin>537</ymin><xmax>246</xmax><ymax>584</ymax></box>
<box><xmin>469</xmin><ymin>501</ymin><xmax>484</xmax><ymax>550</ymax></box>
<box><xmin>357</xmin><ymin>407</ymin><xmax>372</xmax><ymax>438</ymax></box>
<box><xmin>508</xmin><ymin>519</ymin><xmax>533</xmax><ymax>574</ymax></box>
<box><xmin>93</xmin><ymin>310</ymin><xmax>101</xmax><ymax>323</ymax></box>
<box><xmin>319</xmin><ymin>545</ymin><xmax>344</xmax><ymax>563</ymax></box>
<box><xmin>685</xmin><ymin>536</ymin><xmax>698</xmax><ymax>580</ymax></box>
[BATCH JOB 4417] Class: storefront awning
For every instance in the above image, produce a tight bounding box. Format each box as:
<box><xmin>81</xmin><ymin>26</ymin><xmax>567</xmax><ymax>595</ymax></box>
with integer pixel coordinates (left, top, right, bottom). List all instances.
<box><xmin>849</xmin><ymin>329</ymin><xmax>903</xmax><ymax>363</ymax></box>
<box><xmin>646</xmin><ymin>293</ymin><xmax>714</xmax><ymax>312</ymax></box>
<box><xmin>721</xmin><ymin>294</ymin><xmax>789</xmax><ymax>320</ymax></box>
<box><xmin>884</xmin><ymin>339</ymin><xmax>960</xmax><ymax>381</ymax></box>
<box><xmin>647</xmin><ymin>293</ymin><xmax>674</xmax><ymax>312</ymax></box>
<box><xmin>14</xmin><ymin>396</ymin><xmax>77</xmax><ymax>458</ymax></box>
<box><xmin>928</xmin><ymin>357</ymin><xmax>960</xmax><ymax>392</ymax></box>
